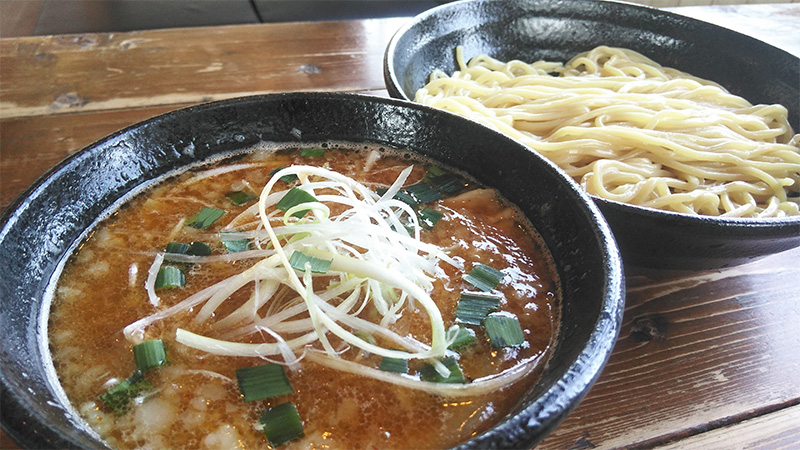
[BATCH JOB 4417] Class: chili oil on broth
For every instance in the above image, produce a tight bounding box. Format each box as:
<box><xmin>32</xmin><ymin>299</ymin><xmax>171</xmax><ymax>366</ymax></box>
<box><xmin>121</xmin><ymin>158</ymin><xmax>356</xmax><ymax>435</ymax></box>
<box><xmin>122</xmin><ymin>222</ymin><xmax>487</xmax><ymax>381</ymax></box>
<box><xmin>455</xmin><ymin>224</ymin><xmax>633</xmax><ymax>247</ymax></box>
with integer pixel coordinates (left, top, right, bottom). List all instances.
<box><xmin>47</xmin><ymin>144</ymin><xmax>561</xmax><ymax>450</ymax></box>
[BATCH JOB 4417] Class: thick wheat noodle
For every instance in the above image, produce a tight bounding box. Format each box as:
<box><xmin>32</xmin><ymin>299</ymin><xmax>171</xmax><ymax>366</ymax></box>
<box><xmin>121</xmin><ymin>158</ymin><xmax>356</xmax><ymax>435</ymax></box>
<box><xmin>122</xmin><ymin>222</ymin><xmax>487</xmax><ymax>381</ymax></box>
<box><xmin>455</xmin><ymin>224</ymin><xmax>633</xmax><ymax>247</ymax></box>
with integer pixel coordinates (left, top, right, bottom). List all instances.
<box><xmin>415</xmin><ymin>46</ymin><xmax>800</xmax><ymax>217</ymax></box>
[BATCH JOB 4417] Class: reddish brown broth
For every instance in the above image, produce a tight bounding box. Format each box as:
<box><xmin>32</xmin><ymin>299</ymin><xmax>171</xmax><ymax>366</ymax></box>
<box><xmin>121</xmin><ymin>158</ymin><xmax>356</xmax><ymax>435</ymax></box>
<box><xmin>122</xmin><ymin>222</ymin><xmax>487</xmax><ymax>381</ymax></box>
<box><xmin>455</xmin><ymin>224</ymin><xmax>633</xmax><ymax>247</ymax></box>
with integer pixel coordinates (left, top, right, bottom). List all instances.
<box><xmin>48</xmin><ymin>146</ymin><xmax>560</xmax><ymax>449</ymax></box>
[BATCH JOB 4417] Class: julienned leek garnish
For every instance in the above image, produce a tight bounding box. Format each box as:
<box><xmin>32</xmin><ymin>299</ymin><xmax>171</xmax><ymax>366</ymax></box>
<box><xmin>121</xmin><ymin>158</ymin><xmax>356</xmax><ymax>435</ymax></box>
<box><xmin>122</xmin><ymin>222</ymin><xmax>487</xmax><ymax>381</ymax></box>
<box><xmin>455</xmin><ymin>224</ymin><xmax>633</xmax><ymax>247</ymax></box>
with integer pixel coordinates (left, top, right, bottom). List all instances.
<box><xmin>124</xmin><ymin>161</ymin><xmax>534</xmax><ymax>396</ymax></box>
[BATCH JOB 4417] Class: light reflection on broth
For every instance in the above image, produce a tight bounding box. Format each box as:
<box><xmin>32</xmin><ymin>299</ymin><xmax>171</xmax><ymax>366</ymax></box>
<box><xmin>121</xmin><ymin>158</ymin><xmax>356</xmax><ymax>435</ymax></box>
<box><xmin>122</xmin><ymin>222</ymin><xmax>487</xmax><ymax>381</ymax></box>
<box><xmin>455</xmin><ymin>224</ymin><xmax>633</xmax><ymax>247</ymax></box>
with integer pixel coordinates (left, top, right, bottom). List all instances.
<box><xmin>47</xmin><ymin>144</ymin><xmax>561</xmax><ymax>449</ymax></box>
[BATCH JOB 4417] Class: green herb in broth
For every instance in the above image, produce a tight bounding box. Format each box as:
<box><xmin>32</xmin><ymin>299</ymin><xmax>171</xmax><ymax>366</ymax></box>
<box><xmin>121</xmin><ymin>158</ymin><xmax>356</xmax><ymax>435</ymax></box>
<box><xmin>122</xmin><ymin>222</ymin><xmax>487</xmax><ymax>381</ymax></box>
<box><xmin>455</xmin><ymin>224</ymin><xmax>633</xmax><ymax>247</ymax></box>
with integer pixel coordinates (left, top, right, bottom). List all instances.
<box><xmin>48</xmin><ymin>145</ymin><xmax>560</xmax><ymax>449</ymax></box>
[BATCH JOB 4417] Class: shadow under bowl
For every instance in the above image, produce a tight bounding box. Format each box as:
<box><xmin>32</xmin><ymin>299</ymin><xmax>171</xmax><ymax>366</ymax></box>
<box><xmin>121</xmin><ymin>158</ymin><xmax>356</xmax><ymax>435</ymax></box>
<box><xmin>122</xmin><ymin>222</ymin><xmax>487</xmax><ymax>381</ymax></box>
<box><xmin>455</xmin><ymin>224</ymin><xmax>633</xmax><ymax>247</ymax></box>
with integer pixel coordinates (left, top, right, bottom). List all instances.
<box><xmin>0</xmin><ymin>93</ymin><xmax>624</xmax><ymax>449</ymax></box>
<box><xmin>383</xmin><ymin>0</ymin><xmax>800</xmax><ymax>270</ymax></box>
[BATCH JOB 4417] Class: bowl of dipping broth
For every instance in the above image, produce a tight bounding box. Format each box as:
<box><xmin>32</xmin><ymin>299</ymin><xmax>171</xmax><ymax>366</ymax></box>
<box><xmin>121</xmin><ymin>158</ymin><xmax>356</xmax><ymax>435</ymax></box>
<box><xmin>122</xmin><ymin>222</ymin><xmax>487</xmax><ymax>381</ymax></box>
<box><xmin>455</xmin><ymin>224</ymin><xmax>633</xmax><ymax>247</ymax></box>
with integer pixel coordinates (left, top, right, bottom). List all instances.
<box><xmin>0</xmin><ymin>93</ymin><xmax>623</xmax><ymax>449</ymax></box>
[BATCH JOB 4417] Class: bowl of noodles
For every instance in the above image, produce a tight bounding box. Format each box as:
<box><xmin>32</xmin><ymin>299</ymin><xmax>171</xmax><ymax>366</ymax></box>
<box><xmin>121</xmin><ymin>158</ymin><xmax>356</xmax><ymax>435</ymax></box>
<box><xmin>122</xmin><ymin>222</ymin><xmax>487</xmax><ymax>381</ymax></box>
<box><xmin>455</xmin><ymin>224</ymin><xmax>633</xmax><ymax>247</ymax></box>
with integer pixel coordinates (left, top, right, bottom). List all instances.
<box><xmin>0</xmin><ymin>93</ymin><xmax>623</xmax><ymax>449</ymax></box>
<box><xmin>384</xmin><ymin>0</ymin><xmax>800</xmax><ymax>269</ymax></box>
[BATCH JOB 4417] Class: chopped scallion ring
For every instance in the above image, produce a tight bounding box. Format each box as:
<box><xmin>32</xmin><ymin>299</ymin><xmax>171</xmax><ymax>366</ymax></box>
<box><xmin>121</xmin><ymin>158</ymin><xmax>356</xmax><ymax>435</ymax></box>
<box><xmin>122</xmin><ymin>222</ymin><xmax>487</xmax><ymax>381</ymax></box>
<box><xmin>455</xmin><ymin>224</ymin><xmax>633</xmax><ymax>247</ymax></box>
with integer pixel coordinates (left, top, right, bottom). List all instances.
<box><xmin>99</xmin><ymin>370</ymin><xmax>153</xmax><ymax>416</ymax></box>
<box><xmin>422</xmin><ymin>166</ymin><xmax>446</xmax><ymax>182</ymax></box>
<box><xmin>133</xmin><ymin>339</ymin><xmax>168</xmax><ymax>372</ymax></box>
<box><xmin>484</xmin><ymin>313</ymin><xmax>525</xmax><ymax>347</ymax></box>
<box><xmin>221</xmin><ymin>231</ymin><xmax>249</xmax><ymax>253</ymax></box>
<box><xmin>164</xmin><ymin>242</ymin><xmax>190</xmax><ymax>255</ymax></box>
<box><xmin>188</xmin><ymin>241</ymin><xmax>212</xmax><ymax>256</ymax></box>
<box><xmin>429</xmin><ymin>173</ymin><xmax>469</xmax><ymax>196</ymax></box>
<box><xmin>260</xmin><ymin>402</ymin><xmax>304</xmax><ymax>447</ymax></box>
<box><xmin>236</xmin><ymin>364</ymin><xmax>294</xmax><ymax>402</ymax></box>
<box><xmin>419</xmin><ymin>358</ymin><xmax>465</xmax><ymax>384</ymax></box>
<box><xmin>300</xmin><ymin>148</ymin><xmax>326</xmax><ymax>158</ymax></box>
<box><xmin>377</xmin><ymin>187</ymin><xmax>421</xmax><ymax>209</ymax></box>
<box><xmin>288</xmin><ymin>251</ymin><xmax>332</xmax><ymax>274</ymax></box>
<box><xmin>455</xmin><ymin>291</ymin><xmax>501</xmax><ymax>325</ymax></box>
<box><xmin>270</xmin><ymin>166</ymin><xmax>298</xmax><ymax>183</ymax></box>
<box><xmin>406</xmin><ymin>182</ymin><xmax>442</xmax><ymax>204</ymax></box>
<box><xmin>276</xmin><ymin>187</ymin><xmax>318</xmax><ymax>218</ymax></box>
<box><xmin>154</xmin><ymin>266</ymin><xmax>185</xmax><ymax>289</ymax></box>
<box><xmin>392</xmin><ymin>189</ymin><xmax>420</xmax><ymax>209</ymax></box>
<box><xmin>379</xmin><ymin>356</ymin><xmax>409</xmax><ymax>374</ymax></box>
<box><xmin>221</xmin><ymin>239</ymin><xmax>249</xmax><ymax>253</ymax></box>
<box><xmin>418</xmin><ymin>208</ymin><xmax>443</xmax><ymax>230</ymax></box>
<box><xmin>225</xmin><ymin>190</ymin><xmax>258</xmax><ymax>205</ymax></box>
<box><xmin>447</xmin><ymin>325</ymin><xmax>477</xmax><ymax>351</ymax></box>
<box><xmin>463</xmin><ymin>263</ymin><xmax>506</xmax><ymax>292</ymax></box>
<box><xmin>187</xmin><ymin>207</ymin><xmax>226</xmax><ymax>229</ymax></box>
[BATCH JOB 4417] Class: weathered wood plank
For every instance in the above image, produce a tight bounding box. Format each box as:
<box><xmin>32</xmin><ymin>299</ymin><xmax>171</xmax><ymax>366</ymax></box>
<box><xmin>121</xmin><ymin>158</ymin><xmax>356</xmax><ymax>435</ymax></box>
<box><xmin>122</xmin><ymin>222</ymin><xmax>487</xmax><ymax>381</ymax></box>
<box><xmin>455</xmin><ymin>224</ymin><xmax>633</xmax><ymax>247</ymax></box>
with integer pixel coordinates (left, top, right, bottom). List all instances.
<box><xmin>2</xmin><ymin>6</ymin><xmax>800</xmax><ymax>449</ymax></box>
<box><xmin>0</xmin><ymin>93</ymin><xmax>390</xmax><ymax>213</ymax></box>
<box><xmin>0</xmin><ymin>18</ymin><xmax>405</xmax><ymax>119</ymax></box>
<box><xmin>653</xmin><ymin>403</ymin><xmax>800</xmax><ymax>450</ymax></box>
<box><xmin>1</xmin><ymin>106</ymin><xmax>176</xmax><ymax>211</ymax></box>
<box><xmin>538</xmin><ymin>247</ymin><xmax>800</xmax><ymax>449</ymax></box>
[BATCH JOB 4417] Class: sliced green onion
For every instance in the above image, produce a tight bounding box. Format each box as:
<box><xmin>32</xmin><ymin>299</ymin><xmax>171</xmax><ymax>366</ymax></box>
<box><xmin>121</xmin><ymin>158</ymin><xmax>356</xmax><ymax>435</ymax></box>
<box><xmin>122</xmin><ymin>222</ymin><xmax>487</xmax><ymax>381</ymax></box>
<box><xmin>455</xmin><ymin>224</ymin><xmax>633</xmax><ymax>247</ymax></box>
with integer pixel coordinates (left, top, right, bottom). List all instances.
<box><xmin>300</xmin><ymin>148</ymin><xmax>326</xmax><ymax>158</ymax></box>
<box><xmin>379</xmin><ymin>356</ymin><xmax>409</xmax><ymax>374</ymax></box>
<box><xmin>484</xmin><ymin>313</ymin><xmax>525</xmax><ymax>347</ymax></box>
<box><xmin>393</xmin><ymin>190</ymin><xmax>419</xmax><ymax>209</ymax></box>
<box><xmin>463</xmin><ymin>263</ymin><xmax>506</xmax><ymax>292</ymax></box>
<box><xmin>447</xmin><ymin>325</ymin><xmax>477</xmax><ymax>351</ymax></box>
<box><xmin>222</xmin><ymin>239</ymin><xmax>249</xmax><ymax>253</ymax></box>
<box><xmin>187</xmin><ymin>207</ymin><xmax>226</xmax><ymax>229</ymax></box>
<box><xmin>289</xmin><ymin>251</ymin><xmax>331</xmax><ymax>274</ymax></box>
<box><xmin>455</xmin><ymin>291</ymin><xmax>501</xmax><ymax>325</ymax></box>
<box><xmin>164</xmin><ymin>242</ymin><xmax>190</xmax><ymax>254</ymax></box>
<box><xmin>188</xmin><ymin>241</ymin><xmax>212</xmax><ymax>256</ymax></box>
<box><xmin>276</xmin><ymin>187</ymin><xmax>318</xmax><ymax>218</ymax></box>
<box><xmin>405</xmin><ymin>182</ymin><xmax>442</xmax><ymax>204</ymax></box>
<box><xmin>155</xmin><ymin>266</ymin><xmax>185</xmax><ymax>289</ymax></box>
<box><xmin>429</xmin><ymin>173</ymin><xmax>469</xmax><ymax>196</ymax></box>
<box><xmin>422</xmin><ymin>166</ymin><xmax>446</xmax><ymax>183</ymax></box>
<box><xmin>133</xmin><ymin>339</ymin><xmax>168</xmax><ymax>372</ymax></box>
<box><xmin>376</xmin><ymin>187</ymin><xmax>419</xmax><ymax>209</ymax></box>
<box><xmin>419</xmin><ymin>358</ymin><xmax>465</xmax><ymax>384</ymax></box>
<box><xmin>260</xmin><ymin>402</ymin><xmax>304</xmax><ymax>447</ymax></box>
<box><xmin>99</xmin><ymin>370</ymin><xmax>153</xmax><ymax>416</ymax></box>
<box><xmin>166</xmin><ymin>241</ymin><xmax>211</xmax><ymax>256</ymax></box>
<box><xmin>236</xmin><ymin>364</ymin><xmax>294</xmax><ymax>402</ymax></box>
<box><xmin>418</xmin><ymin>208</ymin><xmax>443</xmax><ymax>230</ymax></box>
<box><xmin>221</xmin><ymin>231</ymin><xmax>249</xmax><ymax>253</ymax></box>
<box><xmin>270</xmin><ymin>166</ymin><xmax>298</xmax><ymax>183</ymax></box>
<box><xmin>225</xmin><ymin>190</ymin><xmax>257</xmax><ymax>205</ymax></box>
<box><xmin>390</xmin><ymin>223</ymin><xmax>416</xmax><ymax>236</ymax></box>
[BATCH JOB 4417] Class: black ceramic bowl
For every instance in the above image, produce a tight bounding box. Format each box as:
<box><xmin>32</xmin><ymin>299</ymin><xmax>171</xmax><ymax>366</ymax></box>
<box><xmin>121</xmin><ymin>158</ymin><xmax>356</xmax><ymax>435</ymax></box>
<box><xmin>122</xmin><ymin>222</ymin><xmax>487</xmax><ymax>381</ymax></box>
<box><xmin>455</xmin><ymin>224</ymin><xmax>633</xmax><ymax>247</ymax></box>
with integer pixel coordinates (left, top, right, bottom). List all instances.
<box><xmin>0</xmin><ymin>93</ymin><xmax>624</xmax><ymax>449</ymax></box>
<box><xmin>384</xmin><ymin>0</ymin><xmax>800</xmax><ymax>270</ymax></box>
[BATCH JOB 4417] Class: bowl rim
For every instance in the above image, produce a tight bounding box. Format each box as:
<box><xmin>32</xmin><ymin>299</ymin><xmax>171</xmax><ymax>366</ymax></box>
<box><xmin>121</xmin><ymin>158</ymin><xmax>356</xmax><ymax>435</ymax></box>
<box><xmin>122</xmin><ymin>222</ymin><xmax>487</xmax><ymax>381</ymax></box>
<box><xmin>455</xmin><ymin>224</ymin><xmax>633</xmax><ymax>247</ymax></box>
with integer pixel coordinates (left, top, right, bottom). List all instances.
<box><xmin>0</xmin><ymin>91</ymin><xmax>625</xmax><ymax>449</ymax></box>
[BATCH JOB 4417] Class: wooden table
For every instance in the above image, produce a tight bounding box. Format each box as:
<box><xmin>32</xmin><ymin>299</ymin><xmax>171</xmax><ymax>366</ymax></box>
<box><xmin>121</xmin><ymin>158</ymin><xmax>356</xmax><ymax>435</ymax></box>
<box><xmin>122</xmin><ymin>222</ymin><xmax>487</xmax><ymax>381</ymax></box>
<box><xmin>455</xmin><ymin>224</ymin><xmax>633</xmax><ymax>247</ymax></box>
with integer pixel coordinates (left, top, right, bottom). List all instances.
<box><xmin>2</xmin><ymin>3</ymin><xmax>799</xmax><ymax>449</ymax></box>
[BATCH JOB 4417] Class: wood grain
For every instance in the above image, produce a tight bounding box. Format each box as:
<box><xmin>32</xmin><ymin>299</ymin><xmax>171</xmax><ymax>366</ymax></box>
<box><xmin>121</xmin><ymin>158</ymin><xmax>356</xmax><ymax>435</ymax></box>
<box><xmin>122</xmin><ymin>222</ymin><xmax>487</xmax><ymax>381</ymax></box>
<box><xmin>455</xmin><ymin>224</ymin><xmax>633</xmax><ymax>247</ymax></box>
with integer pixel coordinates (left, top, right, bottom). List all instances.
<box><xmin>538</xmin><ymin>247</ymin><xmax>800</xmax><ymax>449</ymax></box>
<box><xmin>2</xmin><ymin>7</ymin><xmax>800</xmax><ymax>449</ymax></box>
<box><xmin>653</xmin><ymin>403</ymin><xmax>800</xmax><ymax>449</ymax></box>
<box><xmin>0</xmin><ymin>19</ymin><xmax>403</xmax><ymax>120</ymax></box>
<box><xmin>1</xmin><ymin>106</ymin><xmax>177</xmax><ymax>211</ymax></box>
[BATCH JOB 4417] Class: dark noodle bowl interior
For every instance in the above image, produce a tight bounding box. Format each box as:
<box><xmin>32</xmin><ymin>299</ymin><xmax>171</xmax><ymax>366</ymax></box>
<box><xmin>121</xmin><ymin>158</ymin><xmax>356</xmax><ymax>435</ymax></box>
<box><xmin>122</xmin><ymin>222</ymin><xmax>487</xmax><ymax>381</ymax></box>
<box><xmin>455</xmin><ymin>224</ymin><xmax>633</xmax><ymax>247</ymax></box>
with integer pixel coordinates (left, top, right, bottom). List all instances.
<box><xmin>0</xmin><ymin>93</ymin><xmax>623</xmax><ymax>449</ymax></box>
<box><xmin>384</xmin><ymin>0</ymin><xmax>800</xmax><ymax>270</ymax></box>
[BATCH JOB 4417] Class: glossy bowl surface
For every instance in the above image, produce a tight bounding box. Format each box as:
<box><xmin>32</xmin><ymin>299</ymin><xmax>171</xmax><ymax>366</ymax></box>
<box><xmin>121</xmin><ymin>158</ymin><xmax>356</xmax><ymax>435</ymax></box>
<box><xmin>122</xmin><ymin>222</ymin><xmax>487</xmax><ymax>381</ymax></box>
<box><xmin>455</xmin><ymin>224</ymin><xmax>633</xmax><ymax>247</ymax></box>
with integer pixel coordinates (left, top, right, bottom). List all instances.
<box><xmin>384</xmin><ymin>0</ymin><xmax>800</xmax><ymax>269</ymax></box>
<box><xmin>0</xmin><ymin>93</ymin><xmax>624</xmax><ymax>449</ymax></box>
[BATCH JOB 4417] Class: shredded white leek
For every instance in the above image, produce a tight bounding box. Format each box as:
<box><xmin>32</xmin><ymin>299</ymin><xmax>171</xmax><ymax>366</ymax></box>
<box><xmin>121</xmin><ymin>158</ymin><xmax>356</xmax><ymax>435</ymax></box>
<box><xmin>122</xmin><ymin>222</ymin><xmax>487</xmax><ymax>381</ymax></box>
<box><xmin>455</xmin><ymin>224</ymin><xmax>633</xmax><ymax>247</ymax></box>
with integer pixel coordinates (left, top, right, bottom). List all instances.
<box><xmin>304</xmin><ymin>351</ymin><xmax>542</xmax><ymax>397</ymax></box>
<box><xmin>145</xmin><ymin>253</ymin><xmax>165</xmax><ymax>307</ymax></box>
<box><xmin>123</xmin><ymin>160</ymin><xmax>540</xmax><ymax>395</ymax></box>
